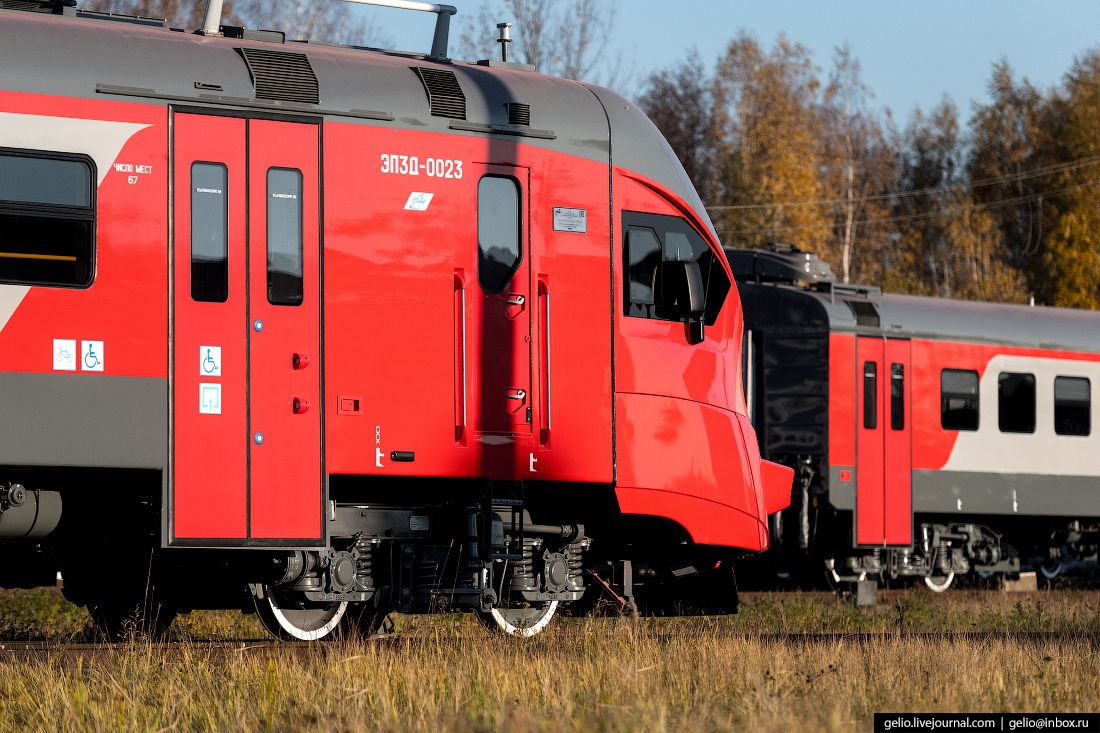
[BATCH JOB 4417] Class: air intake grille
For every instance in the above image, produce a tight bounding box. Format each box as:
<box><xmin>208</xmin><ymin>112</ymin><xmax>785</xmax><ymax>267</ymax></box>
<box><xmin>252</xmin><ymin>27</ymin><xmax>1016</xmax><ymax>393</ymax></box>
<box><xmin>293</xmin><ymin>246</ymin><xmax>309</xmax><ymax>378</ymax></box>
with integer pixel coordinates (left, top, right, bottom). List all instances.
<box><xmin>506</xmin><ymin>102</ymin><xmax>530</xmax><ymax>126</ymax></box>
<box><xmin>414</xmin><ymin>67</ymin><xmax>466</xmax><ymax>119</ymax></box>
<box><xmin>846</xmin><ymin>300</ymin><xmax>880</xmax><ymax>327</ymax></box>
<box><xmin>239</xmin><ymin>48</ymin><xmax>319</xmax><ymax>105</ymax></box>
<box><xmin>1</xmin><ymin>0</ymin><xmax>53</xmax><ymax>12</ymax></box>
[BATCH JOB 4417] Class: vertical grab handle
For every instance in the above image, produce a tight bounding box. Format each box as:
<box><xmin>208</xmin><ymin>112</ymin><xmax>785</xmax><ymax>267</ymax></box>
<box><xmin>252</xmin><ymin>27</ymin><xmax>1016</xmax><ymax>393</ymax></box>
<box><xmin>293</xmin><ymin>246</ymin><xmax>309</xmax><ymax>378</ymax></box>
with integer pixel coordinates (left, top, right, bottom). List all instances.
<box><xmin>454</xmin><ymin>270</ymin><xmax>467</xmax><ymax>444</ymax></box>
<box><xmin>538</xmin><ymin>275</ymin><xmax>551</xmax><ymax>445</ymax></box>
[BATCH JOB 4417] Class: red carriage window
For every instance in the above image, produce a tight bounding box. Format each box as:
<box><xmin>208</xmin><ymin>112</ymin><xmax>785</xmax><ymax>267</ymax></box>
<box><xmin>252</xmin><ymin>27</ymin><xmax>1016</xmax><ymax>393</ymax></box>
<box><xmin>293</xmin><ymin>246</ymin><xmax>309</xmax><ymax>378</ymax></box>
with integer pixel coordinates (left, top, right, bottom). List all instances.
<box><xmin>190</xmin><ymin>162</ymin><xmax>228</xmax><ymax>302</ymax></box>
<box><xmin>941</xmin><ymin>369</ymin><xmax>979</xmax><ymax>431</ymax></box>
<box><xmin>0</xmin><ymin>150</ymin><xmax>94</xmax><ymax>288</ymax></box>
<box><xmin>266</xmin><ymin>167</ymin><xmax>304</xmax><ymax>306</ymax></box>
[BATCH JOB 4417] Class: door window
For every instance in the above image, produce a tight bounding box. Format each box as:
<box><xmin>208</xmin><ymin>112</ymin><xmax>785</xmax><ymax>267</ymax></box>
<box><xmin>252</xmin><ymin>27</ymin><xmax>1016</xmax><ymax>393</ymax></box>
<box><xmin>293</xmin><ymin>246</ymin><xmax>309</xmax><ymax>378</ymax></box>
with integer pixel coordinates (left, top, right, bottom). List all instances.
<box><xmin>266</xmin><ymin>168</ymin><xmax>303</xmax><ymax>306</ymax></box>
<box><xmin>477</xmin><ymin>176</ymin><xmax>521</xmax><ymax>293</ymax></box>
<box><xmin>190</xmin><ymin>162</ymin><xmax>228</xmax><ymax>302</ymax></box>
<box><xmin>1054</xmin><ymin>376</ymin><xmax>1090</xmax><ymax>436</ymax></box>
<box><xmin>621</xmin><ymin>211</ymin><xmax>730</xmax><ymax>325</ymax></box>
<box><xmin>863</xmin><ymin>361</ymin><xmax>877</xmax><ymax>429</ymax></box>
<box><xmin>998</xmin><ymin>372</ymin><xmax>1035</xmax><ymax>433</ymax></box>
<box><xmin>0</xmin><ymin>150</ymin><xmax>94</xmax><ymax>288</ymax></box>
<box><xmin>890</xmin><ymin>363</ymin><xmax>904</xmax><ymax>430</ymax></box>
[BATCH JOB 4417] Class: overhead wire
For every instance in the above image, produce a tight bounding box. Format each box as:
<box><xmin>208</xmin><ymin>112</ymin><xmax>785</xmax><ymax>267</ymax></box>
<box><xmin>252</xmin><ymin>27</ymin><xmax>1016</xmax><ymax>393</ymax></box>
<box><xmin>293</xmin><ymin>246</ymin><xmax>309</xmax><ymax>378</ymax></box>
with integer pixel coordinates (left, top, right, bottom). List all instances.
<box><xmin>704</xmin><ymin>153</ymin><xmax>1100</xmax><ymax>212</ymax></box>
<box><xmin>715</xmin><ymin>178</ymin><xmax>1100</xmax><ymax>236</ymax></box>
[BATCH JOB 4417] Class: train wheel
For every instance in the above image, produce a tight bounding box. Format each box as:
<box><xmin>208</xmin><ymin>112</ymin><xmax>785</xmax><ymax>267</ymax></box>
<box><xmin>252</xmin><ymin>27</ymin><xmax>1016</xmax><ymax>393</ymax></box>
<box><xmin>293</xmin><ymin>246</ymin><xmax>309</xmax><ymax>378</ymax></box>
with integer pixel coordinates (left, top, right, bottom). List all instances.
<box><xmin>1040</xmin><ymin>560</ymin><xmax>1063</xmax><ymax>580</ymax></box>
<box><xmin>253</xmin><ymin>586</ymin><xmax>347</xmax><ymax>641</ymax></box>
<box><xmin>923</xmin><ymin>572</ymin><xmax>954</xmax><ymax>593</ymax></box>
<box><xmin>476</xmin><ymin>600</ymin><xmax>558</xmax><ymax>637</ymax></box>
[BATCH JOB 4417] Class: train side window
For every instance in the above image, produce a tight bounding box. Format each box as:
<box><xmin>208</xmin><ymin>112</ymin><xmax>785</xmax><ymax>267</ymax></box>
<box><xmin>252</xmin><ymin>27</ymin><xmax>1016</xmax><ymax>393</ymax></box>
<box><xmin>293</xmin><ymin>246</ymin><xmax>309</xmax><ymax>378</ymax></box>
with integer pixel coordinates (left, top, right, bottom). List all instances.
<box><xmin>190</xmin><ymin>162</ymin><xmax>228</xmax><ymax>302</ymax></box>
<box><xmin>998</xmin><ymin>372</ymin><xmax>1035</xmax><ymax>433</ymax></box>
<box><xmin>266</xmin><ymin>167</ymin><xmax>303</xmax><ymax>306</ymax></box>
<box><xmin>941</xmin><ymin>369</ymin><xmax>979</xmax><ymax>430</ymax></box>
<box><xmin>1054</xmin><ymin>376</ymin><xmax>1090</xmax><ymax>436</ymax></box>
<box><xmin>0</xmin><ymin>150</ymin><xmax>94</xmax><ymax>288</ymax></box>
<box><xmin>477</xmin><ymin>176</ymin><xmax>521</xmax><ymax>294</ymax></box>
<box><xmin>863</xmin><ymin>361</ymin><xmax>877</xmax><ymax>429</ymax></box>
<box><xmin>890</xmin><ymin>363</ymin><xmax>904</xmax><ymax>430</ymax></box>
<box><xmin>621</xmin><ymin>211</ymin><xmax>730</xmax><ymax>327</ymax></box>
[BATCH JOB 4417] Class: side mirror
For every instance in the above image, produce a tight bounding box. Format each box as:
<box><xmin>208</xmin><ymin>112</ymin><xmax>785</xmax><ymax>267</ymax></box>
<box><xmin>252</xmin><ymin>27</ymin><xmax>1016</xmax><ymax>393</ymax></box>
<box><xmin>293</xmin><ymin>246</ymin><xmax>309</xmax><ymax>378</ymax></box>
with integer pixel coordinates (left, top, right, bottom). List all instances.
<box><xmin>657</xmin><ymin>259</ymin><xmax>706</xmax><ymax>343</ymax></box>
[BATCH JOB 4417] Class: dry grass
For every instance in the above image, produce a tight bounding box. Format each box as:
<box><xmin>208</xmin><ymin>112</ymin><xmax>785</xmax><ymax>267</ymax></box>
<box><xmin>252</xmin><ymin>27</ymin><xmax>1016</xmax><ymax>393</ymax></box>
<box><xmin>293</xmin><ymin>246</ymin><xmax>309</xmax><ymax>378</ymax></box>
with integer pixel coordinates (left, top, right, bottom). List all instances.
<box><xmin>0</xmin><ymin>588</ymin><xmax>1097</xmax><ymax>732</ymax></box>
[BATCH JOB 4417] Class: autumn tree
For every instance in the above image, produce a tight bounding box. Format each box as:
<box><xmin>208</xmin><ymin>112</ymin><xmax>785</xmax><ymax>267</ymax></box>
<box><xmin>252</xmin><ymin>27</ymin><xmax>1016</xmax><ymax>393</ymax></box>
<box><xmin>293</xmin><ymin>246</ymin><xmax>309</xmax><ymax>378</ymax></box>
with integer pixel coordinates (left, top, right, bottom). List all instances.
<box><xmin>708</xmin><ymin>33</ymin><xmax>831</xmax><ymax>253</ymax></box>
<box><xmin>637</xmin><ymin>51</ymin><xmax>717</xmax><ymax>201</ymax></box>
<box><xmin>456</xmin><ymin>0</ymin><xmax>618</xmax><ymax>81</ymax></box>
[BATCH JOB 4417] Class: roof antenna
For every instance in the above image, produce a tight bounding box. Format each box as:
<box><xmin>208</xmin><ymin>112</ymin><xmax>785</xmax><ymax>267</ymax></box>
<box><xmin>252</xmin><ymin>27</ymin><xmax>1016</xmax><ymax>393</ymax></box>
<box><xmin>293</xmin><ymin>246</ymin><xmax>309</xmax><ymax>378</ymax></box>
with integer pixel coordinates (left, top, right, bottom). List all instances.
<box><xmin>337</xmin><ymin>0</ymin><xmax>458</xmax><ymax>60</ymax></box>
<box><xmin>496</xmin><ymin>22</ymin><xmax>512</xmax><ymax>62</ymax></box>
<box><xmin>198</xmin><ymin>0</ymin><xmax>223</xmax><ymax>35</ymax></box>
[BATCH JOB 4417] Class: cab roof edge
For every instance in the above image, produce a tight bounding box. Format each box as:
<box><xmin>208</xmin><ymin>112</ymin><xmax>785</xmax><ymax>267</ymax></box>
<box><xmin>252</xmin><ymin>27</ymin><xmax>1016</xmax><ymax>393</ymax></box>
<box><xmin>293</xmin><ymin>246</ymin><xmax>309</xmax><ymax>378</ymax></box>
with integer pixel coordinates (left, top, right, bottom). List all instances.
<box><xmin>199</xmin><ymin>0</ymin><xmax>457</xmax><ymax>61</ymax></box>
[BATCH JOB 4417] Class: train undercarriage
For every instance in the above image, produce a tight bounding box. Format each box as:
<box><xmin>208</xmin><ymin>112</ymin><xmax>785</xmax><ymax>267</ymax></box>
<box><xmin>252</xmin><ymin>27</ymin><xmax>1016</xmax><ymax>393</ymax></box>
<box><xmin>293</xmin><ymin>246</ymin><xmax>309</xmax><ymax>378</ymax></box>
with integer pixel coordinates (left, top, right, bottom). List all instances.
<box><xmin>0</xmin><ymin>469</ymin><xmax>743</xmax><ymax>640</ymax></box>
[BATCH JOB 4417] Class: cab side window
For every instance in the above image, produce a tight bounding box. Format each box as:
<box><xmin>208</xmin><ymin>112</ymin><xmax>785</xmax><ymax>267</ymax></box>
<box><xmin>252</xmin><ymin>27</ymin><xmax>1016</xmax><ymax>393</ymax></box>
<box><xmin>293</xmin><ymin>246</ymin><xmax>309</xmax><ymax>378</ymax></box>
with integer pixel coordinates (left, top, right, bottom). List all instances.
<box><xmin>622</xmin><ymin>211</ymin><xmax>730</xmax><ymax>326</ymax></box>
<box><xmin>0</xmin><ymin>150</ymin><xmax>95</xmax><ymax>288</ymax></box>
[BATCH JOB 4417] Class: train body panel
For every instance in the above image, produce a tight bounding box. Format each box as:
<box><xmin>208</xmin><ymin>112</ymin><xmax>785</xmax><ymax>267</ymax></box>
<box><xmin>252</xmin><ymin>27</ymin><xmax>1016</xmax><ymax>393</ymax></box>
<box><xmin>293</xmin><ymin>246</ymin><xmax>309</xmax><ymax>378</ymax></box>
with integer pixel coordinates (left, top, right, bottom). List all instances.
<box><xmin>0</xmin><ymin>6</ymin><xmax>788</xmax><ymax>633</ymax></box>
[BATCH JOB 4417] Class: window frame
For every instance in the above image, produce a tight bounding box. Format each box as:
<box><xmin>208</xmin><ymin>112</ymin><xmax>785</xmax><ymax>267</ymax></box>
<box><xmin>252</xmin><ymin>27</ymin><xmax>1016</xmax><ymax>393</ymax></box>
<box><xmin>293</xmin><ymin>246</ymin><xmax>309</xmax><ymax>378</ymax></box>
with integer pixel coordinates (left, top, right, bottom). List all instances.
<box><xmin>940</xmin><ymin>368</ymin><xmax>980</xmax><ymax>431</ymax></box>
<box><xmin>189</xmin><ymin>160</ymin><xmax>229</xmax><ymax>303</ymax></box>
<box><xmin>620</xmin><ymin>209</ymin><xmax>731</xmax><ymax>327</ymax></box>
<box><xmin>0</xmin><ymin>147</ymin><xmax>97</xmax><ymax>289</ymax></box>
<box><xmin>998</xmin><ymin>371</ymin><xmax>1036</xmax><ymax>434</ymax></box>
<box><xmin>265</xmin><ymin>166</ymin><xmax>304</xmax><ymax>307</ymax></box>
<box><xmin>476</xmin><ymin>174</ymin><xmax>523</xmax><ymax>295</ymax></box>
<box><xmin>1054</xmin><ymin>375</ymin><xmax>1091</xmax><ymax>437</ymax></box>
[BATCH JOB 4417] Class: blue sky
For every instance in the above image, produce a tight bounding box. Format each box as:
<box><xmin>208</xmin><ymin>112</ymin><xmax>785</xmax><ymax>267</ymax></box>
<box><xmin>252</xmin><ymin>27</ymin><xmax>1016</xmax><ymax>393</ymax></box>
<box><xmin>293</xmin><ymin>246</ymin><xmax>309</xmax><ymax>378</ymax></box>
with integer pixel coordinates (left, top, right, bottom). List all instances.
<box><xmin>359</xmin><ymin>0</ymin><xmax>1100</xmax><ymax>124</ymax></box>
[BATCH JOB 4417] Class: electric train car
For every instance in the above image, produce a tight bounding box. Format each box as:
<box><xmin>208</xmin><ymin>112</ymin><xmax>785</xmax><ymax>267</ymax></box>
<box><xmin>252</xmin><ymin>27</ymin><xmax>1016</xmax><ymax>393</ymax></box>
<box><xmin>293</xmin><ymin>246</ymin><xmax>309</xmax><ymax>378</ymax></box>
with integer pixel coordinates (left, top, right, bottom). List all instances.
<box><xmin>0</xmin><ymin>0</ymin><xmax>791</xmax><ymax>639</ymax></box>
<box><xmin>730</xmin><ymin>245</ymin><xmax>1100</xmax><ymax>591</ymax></box>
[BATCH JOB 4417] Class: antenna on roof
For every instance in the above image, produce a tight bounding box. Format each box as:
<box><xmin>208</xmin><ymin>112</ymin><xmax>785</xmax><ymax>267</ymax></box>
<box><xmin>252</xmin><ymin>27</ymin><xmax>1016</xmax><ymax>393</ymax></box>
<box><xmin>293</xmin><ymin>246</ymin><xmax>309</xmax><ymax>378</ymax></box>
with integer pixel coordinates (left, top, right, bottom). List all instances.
<box><xmin>338</xmin><ymin>0</ymin><xmax>458</xmax><ymax>60</ymax></box>
<box><xmin>198</xmin><ymin>0</ymin><xmax>223</xmax><ymax>35</ymax></box>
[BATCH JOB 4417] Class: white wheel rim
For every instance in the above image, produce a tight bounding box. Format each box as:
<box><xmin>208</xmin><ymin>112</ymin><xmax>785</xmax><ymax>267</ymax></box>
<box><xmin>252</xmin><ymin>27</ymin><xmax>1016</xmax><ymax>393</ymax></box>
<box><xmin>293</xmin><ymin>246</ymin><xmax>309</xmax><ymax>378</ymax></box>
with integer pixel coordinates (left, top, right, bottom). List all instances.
<box><xmin>924</xmin><ymin>572</ymin><xmax>954</xmax><ymax>592</ymax></box>
<box><xmin>265</xmin><ymin>595</ymin><xmax>347</xmax><ymax>641</ymax></box>
<box><xmin>1040</xmin><ymin>562</ymin><xmax>1063</xmax><ymax>579</ymax></box>
<box><xmin>489</xmin><ymin>601</ymin><xmax>558</xmax><ymax>637</ymax></box>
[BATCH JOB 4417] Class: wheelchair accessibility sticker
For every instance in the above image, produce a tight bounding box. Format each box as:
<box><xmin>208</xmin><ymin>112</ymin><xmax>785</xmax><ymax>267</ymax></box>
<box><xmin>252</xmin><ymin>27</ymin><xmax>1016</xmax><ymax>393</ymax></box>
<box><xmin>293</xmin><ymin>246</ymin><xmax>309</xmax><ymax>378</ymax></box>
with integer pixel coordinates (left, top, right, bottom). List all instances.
<box><xmin>81</xmin><ymin>341</ymin><xmax>103</xmax><ymax>372</ymax></box>
<box><xmin>200</xmin><ymin>346</ymin><xmax>222</xmax><ymax>376</ymax></box>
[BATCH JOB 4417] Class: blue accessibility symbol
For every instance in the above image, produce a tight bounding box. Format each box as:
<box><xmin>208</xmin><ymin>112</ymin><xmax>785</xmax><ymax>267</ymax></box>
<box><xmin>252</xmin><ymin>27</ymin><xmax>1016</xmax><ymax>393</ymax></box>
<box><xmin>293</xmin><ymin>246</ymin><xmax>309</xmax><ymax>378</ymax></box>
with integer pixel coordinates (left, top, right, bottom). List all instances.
<box><xmin>202</xmin><ymin>348</ymin><xmax>217</xmax><ymax>374</ymax></box>
<box><xmin>84</xmin><ymin>345</ymin><xmax>100</xmax><ymax>369</ymax></box>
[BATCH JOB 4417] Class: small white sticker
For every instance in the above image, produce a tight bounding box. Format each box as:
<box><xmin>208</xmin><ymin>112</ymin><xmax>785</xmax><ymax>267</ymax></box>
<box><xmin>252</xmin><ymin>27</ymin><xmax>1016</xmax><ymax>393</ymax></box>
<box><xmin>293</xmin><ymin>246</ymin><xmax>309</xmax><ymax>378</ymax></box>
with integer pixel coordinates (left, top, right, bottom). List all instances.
<box><xmin>199</xmin><ymin>383</ymin><xmax>222</xmax><ymax>414</ymax></box>
<box><xmin>553</xmin><ymin>207</ymin><xmax>587</xmax><ymax>233</ymax></box>
<box><xmin>53</xmin><ymin>339</ymin><xmax>77</xmax><ymax>371</ymax></box>
<box><xmin>404</xmin><ymin>192</ymin><xmax>434</xmax><ymax>211</ymax></box>
<box><xmin>81</xmin><ymin>340</ymin><xmax>104</xmax><ymax>372</ymax></box>
<box><xmin>200</xmin><ymin>345</ymin><xmax>222</xmax><ymax>376</ymax></box>
<box><xmin>410</xmin><ymin>515</ymin><xmax>429</xmax><ymax>531</ymax></box>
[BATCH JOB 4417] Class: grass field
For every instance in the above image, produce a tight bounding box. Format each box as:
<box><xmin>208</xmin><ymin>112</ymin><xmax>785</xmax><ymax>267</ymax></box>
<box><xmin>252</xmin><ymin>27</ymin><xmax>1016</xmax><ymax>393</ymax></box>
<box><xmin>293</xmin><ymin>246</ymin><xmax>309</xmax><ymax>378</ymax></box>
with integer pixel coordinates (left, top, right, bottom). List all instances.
<box><xmin>0</xmin><ymin>587</ymin><xmax>1097</xmax><ymax>732</ymax></box>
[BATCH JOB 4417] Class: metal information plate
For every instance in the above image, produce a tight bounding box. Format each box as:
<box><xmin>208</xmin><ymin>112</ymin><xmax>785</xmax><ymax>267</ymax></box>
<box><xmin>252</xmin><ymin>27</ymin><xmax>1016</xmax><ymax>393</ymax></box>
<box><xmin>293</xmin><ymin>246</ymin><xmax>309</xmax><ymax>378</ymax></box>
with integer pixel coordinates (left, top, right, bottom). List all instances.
<box><xmin>553</xmin><ymin>207</ymin><xmax>587</xmax><ymax>233</ymax></box>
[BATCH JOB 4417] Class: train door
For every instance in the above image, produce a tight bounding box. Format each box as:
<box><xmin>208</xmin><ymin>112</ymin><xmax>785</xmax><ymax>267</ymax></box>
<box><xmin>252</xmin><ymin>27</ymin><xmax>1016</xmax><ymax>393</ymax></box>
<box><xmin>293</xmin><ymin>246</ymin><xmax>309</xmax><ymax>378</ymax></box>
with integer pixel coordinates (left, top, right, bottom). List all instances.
<box><xmin>855</xmin><ymin>337</ymin><xmax>912</xmax><ymax>546</ymax></box>
<box><xmin>465</xmin><ymin>166</ymin><xmax>533</xmax><ymax>441</ymax></box>
<box><xmin>171</xmin><ymin>112</ymin><xmax>322</xmax><ymax>543</ymax></box>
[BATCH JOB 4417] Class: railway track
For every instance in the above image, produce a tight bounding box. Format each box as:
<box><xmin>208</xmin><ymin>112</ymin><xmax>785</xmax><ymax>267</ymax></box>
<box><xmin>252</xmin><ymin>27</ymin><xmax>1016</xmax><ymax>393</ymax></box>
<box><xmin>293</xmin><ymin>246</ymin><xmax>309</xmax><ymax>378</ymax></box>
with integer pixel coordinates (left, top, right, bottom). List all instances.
<box><xmin>0</xmin><ymin>629</ymin><xmax>1095</xmax><ymax>654</ymax></box>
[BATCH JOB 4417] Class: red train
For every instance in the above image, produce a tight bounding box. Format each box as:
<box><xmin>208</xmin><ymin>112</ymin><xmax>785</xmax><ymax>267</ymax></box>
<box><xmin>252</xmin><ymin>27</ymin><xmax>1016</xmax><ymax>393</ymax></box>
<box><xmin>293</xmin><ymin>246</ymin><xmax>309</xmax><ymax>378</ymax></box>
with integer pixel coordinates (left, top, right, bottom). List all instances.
<box><xmin>0</xmin><ymin>1</ymin><xmax>790</xmax><ymax>638</ymax></box>
<box><xmin>731</xmin><ymin>245</ymin><xmax>1100</xmax><ymax>590</ymax></box>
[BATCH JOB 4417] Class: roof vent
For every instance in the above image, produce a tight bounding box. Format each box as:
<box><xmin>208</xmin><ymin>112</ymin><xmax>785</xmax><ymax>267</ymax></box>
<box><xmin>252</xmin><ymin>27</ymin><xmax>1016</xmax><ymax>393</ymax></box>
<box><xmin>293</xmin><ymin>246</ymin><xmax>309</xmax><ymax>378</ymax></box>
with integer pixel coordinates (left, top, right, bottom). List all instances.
<box><xmin>414</xmin><ymin>67</ymin><xmax>466</xmax><ymax>119</ymax></box>
<box><xmin>506</xmin><ymin>102</ymin><xmax>530</xmax><ymax>126</ymax></box>
<box><xmin>846</xmin><ymin>300</ymin><xmax>880</xmax><ymax>328</ymax></box>
<box><xmin>724</xmin><ymin>244</ymin><xmax>836</xmax><ymax>284</ymax></box>
<box><xmin>238</xmin><ymin>48</ymin><xmax>319</xmax><ymax>105</ymax></box>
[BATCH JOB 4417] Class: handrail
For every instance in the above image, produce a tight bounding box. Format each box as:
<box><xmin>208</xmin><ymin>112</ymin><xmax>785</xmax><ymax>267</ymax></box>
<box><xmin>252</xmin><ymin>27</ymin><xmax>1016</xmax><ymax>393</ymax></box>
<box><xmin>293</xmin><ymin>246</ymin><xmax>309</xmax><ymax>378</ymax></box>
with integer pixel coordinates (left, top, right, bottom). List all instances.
<box><xmin>338</xmin><ymin>0</ymin><xmax>457</xmax><ymax>60</ymax></box>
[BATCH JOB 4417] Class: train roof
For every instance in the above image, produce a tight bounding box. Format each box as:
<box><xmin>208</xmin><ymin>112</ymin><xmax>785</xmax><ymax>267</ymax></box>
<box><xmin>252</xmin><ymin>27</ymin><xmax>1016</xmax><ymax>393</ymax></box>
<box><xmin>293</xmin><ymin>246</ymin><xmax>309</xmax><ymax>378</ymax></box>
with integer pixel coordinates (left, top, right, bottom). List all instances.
<box><xmin>737</xmin><ymin>281</ymin><xmax>1100</xmax><ymax>355</ymax></box>
<box><xmin>0</xmin><ymin>6</ymin><xmax>716</xmax><ymax>235</ymax></box>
